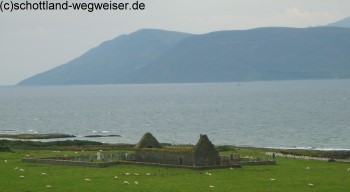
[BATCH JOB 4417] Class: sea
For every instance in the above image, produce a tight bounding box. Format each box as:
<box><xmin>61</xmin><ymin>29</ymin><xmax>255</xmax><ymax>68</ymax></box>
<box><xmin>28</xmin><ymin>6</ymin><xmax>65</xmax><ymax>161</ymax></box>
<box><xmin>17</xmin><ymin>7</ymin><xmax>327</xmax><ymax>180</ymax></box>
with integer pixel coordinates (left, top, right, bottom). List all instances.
<box><xmin>0</xmin><ymin>79</ymin><xmax>349</xmax><ymax>150</ymax></box>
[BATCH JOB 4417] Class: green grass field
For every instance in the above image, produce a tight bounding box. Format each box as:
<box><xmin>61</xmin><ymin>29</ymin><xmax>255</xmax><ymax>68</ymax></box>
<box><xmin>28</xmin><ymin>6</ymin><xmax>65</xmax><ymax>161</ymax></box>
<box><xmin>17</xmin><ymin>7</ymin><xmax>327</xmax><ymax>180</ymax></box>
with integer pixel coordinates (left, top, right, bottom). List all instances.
<box><xmin>1</xmin><ymin>149</ymin><xmax>349</xmax><ymax>192</ymax></box>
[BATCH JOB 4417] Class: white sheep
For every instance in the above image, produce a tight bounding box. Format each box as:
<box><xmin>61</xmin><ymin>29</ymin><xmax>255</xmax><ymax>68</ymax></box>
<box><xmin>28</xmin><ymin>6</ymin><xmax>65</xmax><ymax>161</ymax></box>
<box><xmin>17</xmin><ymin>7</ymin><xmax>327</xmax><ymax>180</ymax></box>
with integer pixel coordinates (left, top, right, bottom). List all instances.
<box><xmin>123</xmin><ymin>181</ymin><xmax>129</xmax><ymax>185</ymax></box>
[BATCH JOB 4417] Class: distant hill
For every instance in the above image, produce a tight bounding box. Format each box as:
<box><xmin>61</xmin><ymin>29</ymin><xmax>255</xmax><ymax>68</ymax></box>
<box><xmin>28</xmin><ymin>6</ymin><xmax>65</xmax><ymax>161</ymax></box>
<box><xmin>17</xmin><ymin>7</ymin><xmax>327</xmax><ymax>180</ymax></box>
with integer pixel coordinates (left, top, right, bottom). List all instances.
<box><xmin>328</xmin><ymin>16</ymin><xmax>350</xmax><ymax>28</ymax></box>
<box><xmin>19</xmin><ymin>29</ymin><xmax>192</xmax><ymax>85</ymax></box>
<box><xmin>18</xmin><ymin>27</ymin><xmax>350</xmax><ymax>85</ymax></box>
<box><xmin>135</xmin><ymin>27</ymin><xmax>350</xmax><ymax>83</ymax></box>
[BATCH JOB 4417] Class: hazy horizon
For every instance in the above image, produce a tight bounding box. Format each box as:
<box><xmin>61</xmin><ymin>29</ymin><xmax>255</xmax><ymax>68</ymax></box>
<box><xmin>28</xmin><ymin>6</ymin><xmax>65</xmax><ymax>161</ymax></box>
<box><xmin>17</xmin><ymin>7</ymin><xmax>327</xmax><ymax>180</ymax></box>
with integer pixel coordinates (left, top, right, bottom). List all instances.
<box><xmin>1</xmin><ymin>0</ymin><xmax>350</xmax><ymax>85</ymax></box>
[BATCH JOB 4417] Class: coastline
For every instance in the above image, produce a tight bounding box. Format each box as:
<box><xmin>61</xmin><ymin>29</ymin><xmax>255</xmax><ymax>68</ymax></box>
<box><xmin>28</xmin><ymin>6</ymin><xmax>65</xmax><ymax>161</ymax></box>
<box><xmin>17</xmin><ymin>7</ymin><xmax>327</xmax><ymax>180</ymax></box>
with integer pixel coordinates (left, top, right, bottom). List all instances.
<box><xmin>1</xmin><ymin>135</ymin><xmax>350</xmax><ymax>160</ymax></box>
<box><xmin>1</xmin><ymin>133</ymin><xmax>350</xmax><ymax>152</ymax></box>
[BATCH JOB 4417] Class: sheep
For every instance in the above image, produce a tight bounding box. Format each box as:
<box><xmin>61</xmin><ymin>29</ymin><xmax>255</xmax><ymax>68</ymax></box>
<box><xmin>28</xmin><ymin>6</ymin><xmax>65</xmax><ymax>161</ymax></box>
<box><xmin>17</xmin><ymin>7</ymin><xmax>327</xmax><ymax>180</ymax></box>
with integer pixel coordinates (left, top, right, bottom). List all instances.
<box><xmin>209</xmin><ymin>185</ymin><xmax>215</xmax><ymax>188</ymax></box>
<box><xmin>42</xmin><ymin>172</ymin><xmax>47</xmax><ymax>176</ymax></box>
<box><xmin>85</xmin><ymin>178</ymin><xmax>91</xmax><ymax>182</ymax></box>
<box><xmin>134</xmin><ymin>181</ymin><xmax>139</xmax><ymax>185</ymax></box>
<box><xmin>123</xmin><ymin>181</ymin><xmax>129</xmax><ymax>185</ymax></box>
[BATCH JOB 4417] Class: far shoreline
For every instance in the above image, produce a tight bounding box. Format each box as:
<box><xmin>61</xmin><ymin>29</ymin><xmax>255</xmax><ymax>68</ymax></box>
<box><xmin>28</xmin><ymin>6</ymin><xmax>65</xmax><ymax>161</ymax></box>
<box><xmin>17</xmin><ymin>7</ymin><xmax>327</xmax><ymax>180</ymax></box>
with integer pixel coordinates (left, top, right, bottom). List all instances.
<box><xmin>1</xmin><ymin>135</ymin><xmax>350</xmax><ymax>160</ymax></box>
<box><xmin>1</xmin><ymin>133</ymin><xmax>349</xmax><ymax>152</ymax></box>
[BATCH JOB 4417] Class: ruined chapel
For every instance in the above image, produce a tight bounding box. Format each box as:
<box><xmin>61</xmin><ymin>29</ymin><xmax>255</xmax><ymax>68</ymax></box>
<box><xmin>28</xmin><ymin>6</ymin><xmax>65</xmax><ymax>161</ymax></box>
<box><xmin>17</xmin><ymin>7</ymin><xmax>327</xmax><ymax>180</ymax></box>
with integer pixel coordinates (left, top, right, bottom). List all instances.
<box><xmin>134</xmin><ymin>132</ymin><xmax>220</xmax><ymax>166</ymax></box>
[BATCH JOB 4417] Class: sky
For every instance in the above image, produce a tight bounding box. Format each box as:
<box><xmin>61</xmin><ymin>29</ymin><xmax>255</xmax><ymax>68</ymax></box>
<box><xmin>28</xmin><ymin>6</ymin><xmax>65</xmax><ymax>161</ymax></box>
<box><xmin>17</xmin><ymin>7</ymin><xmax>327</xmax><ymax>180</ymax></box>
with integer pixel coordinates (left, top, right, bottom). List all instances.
<box><xmin>1</xmin><ymin>0</ymin><xmax>349</xmax><ymax>85</ymax></box>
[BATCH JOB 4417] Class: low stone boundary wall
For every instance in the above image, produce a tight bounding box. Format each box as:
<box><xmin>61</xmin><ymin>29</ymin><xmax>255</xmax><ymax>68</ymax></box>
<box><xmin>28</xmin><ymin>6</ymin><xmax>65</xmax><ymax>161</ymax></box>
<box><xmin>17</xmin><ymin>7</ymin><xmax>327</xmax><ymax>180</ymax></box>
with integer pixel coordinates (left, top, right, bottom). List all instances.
<box><xmin>22</xmin><ymin>157</ymin><xmax>274</xmax><ymax>168</ymax></box>
<box><xmin>265</xmin><ymin>152</ymin><xmax>332</xmax><ymax>161</ymax></box>
<box><xmin>240</xmin><ymin>160</ymin><xmax>276</xmax><ymax>165</ymax></box>
<box><xmin>22</xmin><ymin>157</ymin><xmax>118</xmax><ymax>168</ymax></box>
<box><xmin>119</xmin><ymin>161</ymin><xmax>242</xmax><ymax>170</ymax></box>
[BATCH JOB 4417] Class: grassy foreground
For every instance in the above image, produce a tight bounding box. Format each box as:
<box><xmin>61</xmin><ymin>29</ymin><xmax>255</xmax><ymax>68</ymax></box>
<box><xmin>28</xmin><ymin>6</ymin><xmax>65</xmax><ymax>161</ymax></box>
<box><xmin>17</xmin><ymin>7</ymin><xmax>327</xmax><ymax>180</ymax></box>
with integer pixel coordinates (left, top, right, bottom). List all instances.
<box><xmin>0</xmin><ymin>149</ymin><xmax>349</xmax><ymax>192</ymax></box>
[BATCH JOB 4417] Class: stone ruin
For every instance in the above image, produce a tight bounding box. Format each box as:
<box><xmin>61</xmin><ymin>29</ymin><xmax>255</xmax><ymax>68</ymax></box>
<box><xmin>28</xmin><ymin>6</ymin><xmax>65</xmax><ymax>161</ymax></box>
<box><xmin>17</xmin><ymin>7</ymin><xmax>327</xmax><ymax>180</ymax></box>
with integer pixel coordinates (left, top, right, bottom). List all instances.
<box><xmin>22</xmin><ymin>132</ymin><xmax>275</xmax><ymax>168</ymax></box>
<box><xmin>133</xmin><ymin>132</ymin><xmax>275</xmax><ymax>168</ymax></box>
<box><xmin>135</xmin><ymin>132</ymin><xmax>162</xmax><ymax>149</ymax></box>
<box><xmin>135</xmin><ymin>132</ymin><xmax>221</xmax><ymax>167</ymax></box>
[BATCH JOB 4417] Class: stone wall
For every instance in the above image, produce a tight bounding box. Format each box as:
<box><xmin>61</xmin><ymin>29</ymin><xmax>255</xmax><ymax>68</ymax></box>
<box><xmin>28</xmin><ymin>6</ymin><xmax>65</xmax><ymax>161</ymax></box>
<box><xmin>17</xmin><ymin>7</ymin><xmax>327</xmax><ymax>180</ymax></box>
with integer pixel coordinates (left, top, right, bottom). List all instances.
<box><xmin>21</xmin><ymin>152</ymin><xmax>134</xmax><ymax>168</ymax></box>
<box><xmin>192</xmin><ymin>148</ymin><xmax>219</xmax><ymax>166</ymax></box>
<box><xmin>135</xmin><ymin>149</ymin><xmax>193</xmax><ymax>166</ymax></box>
<box><xmin>22</xmin><ymin>157</ymin><xmax>118</xmax><ymax>168</ymax></box>
<box><xmin>22</xmin><ymin>154</ymin><xmax>274</xmax><ymax>168</ymax></box>
<box><xmin>192</xmin><ymin>135</ymin><xmax>220</xmax><ymax>166</ymax></box>
<box><xmin>240</xmin><ymin>160</ymin><xmax>276</xmax><ymax>165</ymax></box>
<box><xmin>121</xmin><ymin>160</ymin><xmax>241</xmax><ymax>170</ymax></box>
<box><xmin>134</xmin><ymin>134</ymin><xmax>220</xmax><ymax>167</ymax></box>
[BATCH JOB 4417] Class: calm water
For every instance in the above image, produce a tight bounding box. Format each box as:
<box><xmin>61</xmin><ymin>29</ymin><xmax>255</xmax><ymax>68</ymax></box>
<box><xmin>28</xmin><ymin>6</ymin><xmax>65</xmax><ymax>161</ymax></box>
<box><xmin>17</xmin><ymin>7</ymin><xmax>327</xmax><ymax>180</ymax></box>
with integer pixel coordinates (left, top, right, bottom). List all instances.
<box><xmin>0</xmin><ymin>80</ymin><xmax>349</xmax><ymax>150</ymax></box>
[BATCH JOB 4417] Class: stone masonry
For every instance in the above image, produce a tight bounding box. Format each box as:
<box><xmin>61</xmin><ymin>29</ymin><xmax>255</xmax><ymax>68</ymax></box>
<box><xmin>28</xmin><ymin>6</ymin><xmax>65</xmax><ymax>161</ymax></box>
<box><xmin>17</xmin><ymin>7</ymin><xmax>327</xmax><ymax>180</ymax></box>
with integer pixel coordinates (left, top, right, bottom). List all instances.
<box><xmin>135</xmin><ymin>132</ymin><xmax>220</xmax><ymax>166</ymax></box>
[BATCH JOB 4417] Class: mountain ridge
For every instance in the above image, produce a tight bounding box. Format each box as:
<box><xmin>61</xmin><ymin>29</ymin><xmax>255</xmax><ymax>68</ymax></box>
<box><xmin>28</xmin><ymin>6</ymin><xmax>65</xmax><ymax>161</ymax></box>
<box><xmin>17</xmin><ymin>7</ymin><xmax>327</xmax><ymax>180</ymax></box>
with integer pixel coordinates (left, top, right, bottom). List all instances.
<box><xmin>133</xmin><ymin>27</ymin><xmax>350</xmax><ymax>83</ymax></box>
<box><xmin>328</xmin><ymin>16</ymin><xmax>350</xmax><ymax>28</ymax></box>
<box><xmin>19</xmin><ymin>29</ymin><xmax>193</xmax><ymax>85</ymax></box>
<box><xmin>18</xmin><ymin>27</ymin><xmax>350</xmax><ymax>85</ymax></box>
